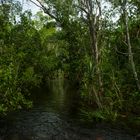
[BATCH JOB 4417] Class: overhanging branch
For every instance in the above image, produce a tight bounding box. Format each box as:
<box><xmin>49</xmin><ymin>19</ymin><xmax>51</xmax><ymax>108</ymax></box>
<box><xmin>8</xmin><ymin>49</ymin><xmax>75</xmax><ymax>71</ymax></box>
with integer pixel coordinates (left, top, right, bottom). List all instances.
<box><xmin>30</xmin><ymin>0</ymin><xmax>42</xmax><ymax>9</ymax></box>
<box><xmin>29</xmin><ymin>0</ymin><xmax>59</xmax><ymax>22</ymax></box>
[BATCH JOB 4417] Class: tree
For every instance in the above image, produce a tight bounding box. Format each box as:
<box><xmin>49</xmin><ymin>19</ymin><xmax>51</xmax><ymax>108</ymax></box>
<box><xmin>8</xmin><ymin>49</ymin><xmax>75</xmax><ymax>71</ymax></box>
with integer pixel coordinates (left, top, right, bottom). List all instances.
<box><xmin>122</xmin><ymin>0</ymin><xmax>140</xmax><ymax>91</ymax></box>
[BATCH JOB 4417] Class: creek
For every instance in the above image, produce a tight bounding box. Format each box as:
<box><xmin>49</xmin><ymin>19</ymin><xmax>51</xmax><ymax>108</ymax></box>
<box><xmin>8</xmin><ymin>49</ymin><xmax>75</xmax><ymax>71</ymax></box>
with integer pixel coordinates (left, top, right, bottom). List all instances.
<box><xmin>0</xmin><ymin>80</ymin><xmax>136</xmax><ymax>140</ymax></box>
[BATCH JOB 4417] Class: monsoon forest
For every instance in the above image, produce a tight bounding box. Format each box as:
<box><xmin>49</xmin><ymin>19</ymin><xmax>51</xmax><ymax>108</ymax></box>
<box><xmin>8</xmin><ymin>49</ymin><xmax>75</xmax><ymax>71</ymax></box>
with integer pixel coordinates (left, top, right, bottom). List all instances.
<box><xmin>0</xmin><ymin>0</ymin><xmax>140</xmax><ymax>139</ymax></box>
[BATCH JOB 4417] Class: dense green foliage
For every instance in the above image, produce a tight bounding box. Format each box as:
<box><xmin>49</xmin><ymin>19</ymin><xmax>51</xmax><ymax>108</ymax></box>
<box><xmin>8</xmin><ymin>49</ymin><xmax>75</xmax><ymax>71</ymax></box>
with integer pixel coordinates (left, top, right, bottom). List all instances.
<box><xmin>0</xmin><ymin>0</ymin><xmax>140</xmax><ymax>128</ymax></box>
<box><xmin>0</xmin><ymin>1</ymin><xmax>62</xmax><ymax>114</ymax></box>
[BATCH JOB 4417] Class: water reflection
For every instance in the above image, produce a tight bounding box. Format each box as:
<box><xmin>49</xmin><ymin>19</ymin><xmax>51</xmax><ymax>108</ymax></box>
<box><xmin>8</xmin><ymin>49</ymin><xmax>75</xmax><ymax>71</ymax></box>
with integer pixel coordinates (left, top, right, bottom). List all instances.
<box><xmin>31</xmin><ymin>79</ymin><xmax>81</xmax><ymax>119</ymax></box>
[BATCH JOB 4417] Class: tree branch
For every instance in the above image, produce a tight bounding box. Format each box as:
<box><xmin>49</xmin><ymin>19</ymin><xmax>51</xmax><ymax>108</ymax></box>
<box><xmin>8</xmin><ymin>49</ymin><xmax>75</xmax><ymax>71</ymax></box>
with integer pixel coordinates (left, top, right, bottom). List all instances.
<box><xmin>76</xmin><ymin>5</ymin><xmax>89</xmax><ymax>15</ymax></box>
<box><xmin>115</xmin><ymin>45</ymin><xmax>129</xmax><ymax>55</ymax></box>
<box><xmin>30</xmin><ymin>0</ymin><xmax>42</xmax><ymax>9</ymax></box>
<box><xmin>29</xmin><ymin>0</ymin><xmax>59</xmax><ymax>22</ymax></box>
<box><xmin>96</xmin><ymin>0</ymin><xmax>101</xmax><ymax>17</ymax></box>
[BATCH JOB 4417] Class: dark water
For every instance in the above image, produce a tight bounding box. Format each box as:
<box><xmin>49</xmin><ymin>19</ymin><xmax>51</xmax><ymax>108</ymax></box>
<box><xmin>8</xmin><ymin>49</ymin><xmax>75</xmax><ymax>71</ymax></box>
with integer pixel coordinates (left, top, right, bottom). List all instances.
<box><xmin>0</xmin><ymin>80</ymin><xmax>137</xmax><ymax>140</ymax></box>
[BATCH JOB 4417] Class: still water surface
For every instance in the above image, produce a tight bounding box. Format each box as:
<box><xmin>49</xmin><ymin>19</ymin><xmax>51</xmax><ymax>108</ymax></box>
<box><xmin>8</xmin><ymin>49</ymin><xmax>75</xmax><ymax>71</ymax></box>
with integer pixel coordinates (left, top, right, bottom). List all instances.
<box><xmin>0</xmin><ymin>80</ymin><xmax>136</xmax><ymax>140</ymax></box>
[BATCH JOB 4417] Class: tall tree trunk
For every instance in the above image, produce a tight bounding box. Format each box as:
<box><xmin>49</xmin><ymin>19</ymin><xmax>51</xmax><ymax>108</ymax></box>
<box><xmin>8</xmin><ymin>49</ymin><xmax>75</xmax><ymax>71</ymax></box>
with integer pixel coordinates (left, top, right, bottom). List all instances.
<box><xmin>88</xmin><ymin>19</ymin><xmax>103</xmax><ymax>109</ymax></box>
<box><xmin>123</xmin><ymin>0</ymin><xmax>140</xmax><ymax>91</ymax></box>
<box><xmin>87</xmin><ymin>0</ymin><xmax>103</xmax><ymax>108</ymax></box>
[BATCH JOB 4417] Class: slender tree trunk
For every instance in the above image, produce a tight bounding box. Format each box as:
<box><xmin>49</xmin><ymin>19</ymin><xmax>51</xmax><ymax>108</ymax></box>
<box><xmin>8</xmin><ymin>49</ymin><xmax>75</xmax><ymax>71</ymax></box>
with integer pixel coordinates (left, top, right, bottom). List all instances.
<box><xmin>87</xmin><ymin>0</ymin><xmax>103</xmax><ymax>108</ymax></box>
<box><xmin>88</xmin><ymin>20</ymin><xmax>103</xmax><ymax>109</ymax></box>
<box><xmin>89</xmin><ymin>20</ymin><xmax>103</xmax><ymax>94</ymax></box>
<box><xmin>123</xmin><ymin>0</ymin><xmax>140</xmax><ymax>91</ymax></box>
<box><xmin>90</xmin><ymin>2</ymin><xmax>103</xmax><ymax>94</ymax></box>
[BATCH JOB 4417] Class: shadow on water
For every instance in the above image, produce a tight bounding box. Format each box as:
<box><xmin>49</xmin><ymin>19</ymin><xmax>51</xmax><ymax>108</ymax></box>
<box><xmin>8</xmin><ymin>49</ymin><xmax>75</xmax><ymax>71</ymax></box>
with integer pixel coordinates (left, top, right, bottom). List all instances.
<box><xmin>0</xmin><ymin>79</ymin><xmax>137</xmax><ymax>140</ymax></box>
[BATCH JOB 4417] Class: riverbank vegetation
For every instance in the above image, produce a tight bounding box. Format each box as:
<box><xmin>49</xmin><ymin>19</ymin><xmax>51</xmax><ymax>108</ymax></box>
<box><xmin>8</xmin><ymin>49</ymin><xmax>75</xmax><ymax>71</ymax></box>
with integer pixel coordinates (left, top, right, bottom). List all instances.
<box><xmin>0</xmin><ymin>0</ymin><xmax>140</xmax><ymax>131</ymax></box>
